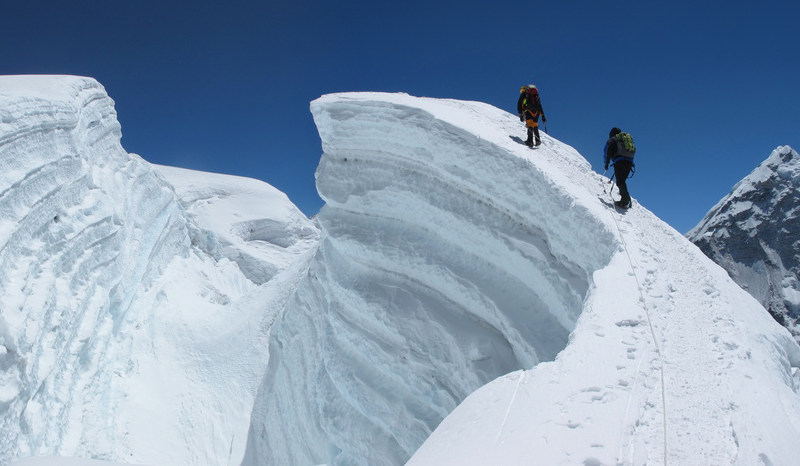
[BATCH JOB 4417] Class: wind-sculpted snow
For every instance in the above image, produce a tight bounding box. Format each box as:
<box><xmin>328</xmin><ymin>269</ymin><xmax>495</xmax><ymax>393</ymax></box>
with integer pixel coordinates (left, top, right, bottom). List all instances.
<box><xmin>0</xmin><ymin>75</ymin><xmax>188</xmax><ymax>462</ymax></box>
<box><xmin>409</xmin><ymin>153</ymin><xmax>800</xmax><ymax>463</ymax></box>
<box><xmin>0</xmin><ymin>76</ymin><xmax>319</xmax><ymax>466</ymax></box>
<box><xmin>247</xmin><ymin>93</ymin><xmax>800</xmax><ymax>466</ymax></box>
<box><xmin>688</xmin><ymin>146</ymin><xmax>800</xmax><ymax>343</ymax></box>
<box><xmin>244</xmin><ymin>93</ymin><xmax>618</xmax><ymax>465</ymax></box>
<box><xmin>4</xmin><ymin>79</ymin><xmax>799</xmax><ymax>466</ymax></box>
<box><xmin>155</xmin><ymin>165</ymin><xmax>319</xmax><ymax>285</ymax></box>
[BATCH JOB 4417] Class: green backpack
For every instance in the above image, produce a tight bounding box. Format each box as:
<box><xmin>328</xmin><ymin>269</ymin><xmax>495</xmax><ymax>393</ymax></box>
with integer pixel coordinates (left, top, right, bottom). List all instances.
<box><xmin>615</xmin><ymin>132</ymin><xmax>636</xmax><ymax>158</ymax></box>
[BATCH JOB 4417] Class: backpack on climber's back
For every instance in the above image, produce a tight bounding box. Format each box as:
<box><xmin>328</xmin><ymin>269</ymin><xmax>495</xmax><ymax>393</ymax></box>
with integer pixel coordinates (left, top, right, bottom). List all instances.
<box><xmin>519</xmin><ymin>84</ymin><xmax>540</xmax><ymax>108</ymax></box>
<box><xmin>614</xmin><ymin>132</ymin><xmax>636</xmax><ymax>159</ymax></box>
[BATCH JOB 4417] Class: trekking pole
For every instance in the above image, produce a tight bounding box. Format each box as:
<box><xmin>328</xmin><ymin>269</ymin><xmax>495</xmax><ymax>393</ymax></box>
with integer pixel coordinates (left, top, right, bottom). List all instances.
<box><xmin>607</xmin><ymin>173</ymin><xmax>615</xmax><ymax>195</ymax></box>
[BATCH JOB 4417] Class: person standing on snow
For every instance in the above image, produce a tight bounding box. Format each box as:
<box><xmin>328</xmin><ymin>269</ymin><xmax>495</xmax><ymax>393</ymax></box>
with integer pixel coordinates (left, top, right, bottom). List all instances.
<box><xmin>517</xmin><ymin>85</ymin><xmax>546</xmax><ymax>147</ymax></box>
<box><xmin>604</xmin><ymin>127</ymin><xmax>636</xmax><ymax>209</ymax></box>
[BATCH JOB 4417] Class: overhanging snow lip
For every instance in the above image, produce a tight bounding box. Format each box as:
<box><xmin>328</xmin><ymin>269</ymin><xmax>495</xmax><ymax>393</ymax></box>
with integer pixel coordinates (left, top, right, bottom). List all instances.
<box><xmin>249</xmin><ymin>92</ymin><xmax>624</xmax><ymax>464</ymax></box>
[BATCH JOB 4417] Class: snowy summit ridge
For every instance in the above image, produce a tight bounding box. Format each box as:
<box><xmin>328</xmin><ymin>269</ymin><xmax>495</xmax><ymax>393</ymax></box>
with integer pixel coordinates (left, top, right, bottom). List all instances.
<box><xmin>688</xmin><ymin>146</ymin><xmax>800</xmax><ymax>343</ymax></box>
<box><xmin>1</xmin><ymin>77</ymin><xmax>799</xmax><ymax>466</ymax></box>
<box><xmin>245</xmin><ymin>93</ymin><xmax>800</xmax><ymax>465</ymax></box>
<box><xmin>244</xmin><ymin>93</ymin><xmax>618</xmax><ymax>464</ymax></box>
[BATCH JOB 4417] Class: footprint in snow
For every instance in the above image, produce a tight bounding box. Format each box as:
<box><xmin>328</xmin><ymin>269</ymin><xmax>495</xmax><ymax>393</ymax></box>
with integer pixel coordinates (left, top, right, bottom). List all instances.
<box><xmin>616</xmin><ymin>319</ymin><xmax>644</xmax><ymax>327</ymax></box>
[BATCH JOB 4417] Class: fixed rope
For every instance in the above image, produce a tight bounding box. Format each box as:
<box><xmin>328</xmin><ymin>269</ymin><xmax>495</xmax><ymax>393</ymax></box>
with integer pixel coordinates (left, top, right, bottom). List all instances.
<box><xmin>604</xmin><ymin>175</ymin><xmax>669</xmax><ymax>465</ymax></box>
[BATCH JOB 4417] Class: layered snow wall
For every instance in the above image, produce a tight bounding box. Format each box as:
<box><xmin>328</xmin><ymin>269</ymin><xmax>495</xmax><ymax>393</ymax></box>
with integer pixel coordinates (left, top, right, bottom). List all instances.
<box><xmin>244</xmin><ymin>93</ymin><xmax>619</xmax><ymax>464</ymax></box>
<box><xmin>245</xmin><ymin>93</ymin><xmax>800</xmax><ymax>466</ymax></box>
<box><xmin>0</xmin><ymin>75</ymin><xmax>190</xmax><ymax>461</ymax></box>
<box><xmin>0</xmin><ymin>76</ymin><xmax>319</xmax><ymax>466</ymax></box>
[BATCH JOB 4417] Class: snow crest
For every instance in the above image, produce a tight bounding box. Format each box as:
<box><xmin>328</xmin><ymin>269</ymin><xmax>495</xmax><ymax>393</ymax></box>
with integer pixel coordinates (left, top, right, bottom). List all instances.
<box><xmin>244</xmin><ymin>93</ymin><xmax>618</xmax><ymax>465</ymax></box>
<box><xmin>245</xmin><ymin>93</ymin><xmax>800</xmax><ymax>466</ymax></box>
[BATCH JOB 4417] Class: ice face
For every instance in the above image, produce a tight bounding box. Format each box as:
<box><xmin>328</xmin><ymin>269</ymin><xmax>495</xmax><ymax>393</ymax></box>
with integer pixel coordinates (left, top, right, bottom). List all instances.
<box><xmin>0</xmin><ymin>76</ymin><xmax>319</xmax><ymax>466</ymax></box>
<box><xmin>0</xmin><ymin>75</ymin><xmax>192</xmax><ymax>462</ymax></box>
<box><xmin>244</xmin><ymin>93</ymin><xmax>618</xmax><ymax>465</ymax></box>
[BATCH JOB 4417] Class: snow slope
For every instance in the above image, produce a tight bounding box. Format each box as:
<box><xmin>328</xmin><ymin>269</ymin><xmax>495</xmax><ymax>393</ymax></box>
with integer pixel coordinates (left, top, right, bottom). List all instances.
<box><xmin>411</xmin><ymin>192</ymin><xmax>800</xmax><ymax>465</ymax></box>
<box><xmin>244</xmin><ymin>93</ymin><xmax>800</xmax><ymax>465</ymax></box>
<box><xmin>10</xmin><ymin>458</ymin><xmax>146</xmax><ymax>466</ymax></box>
<box><xmin>688</xmin><ymin>146</ymin><xmax>800</xmax><ymax>344</ymax></box>
<box><xmin>0</xmin><ymin>76</ymin><xmax>318</xmax><ymax>466</ymax></box>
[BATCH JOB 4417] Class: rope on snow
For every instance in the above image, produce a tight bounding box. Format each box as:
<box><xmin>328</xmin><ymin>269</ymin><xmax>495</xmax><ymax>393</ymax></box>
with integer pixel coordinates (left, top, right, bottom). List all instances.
<box><xmin>604</xmin><ymin>177</ymin><xmax>669</xmax><ymax>465</ymax></box>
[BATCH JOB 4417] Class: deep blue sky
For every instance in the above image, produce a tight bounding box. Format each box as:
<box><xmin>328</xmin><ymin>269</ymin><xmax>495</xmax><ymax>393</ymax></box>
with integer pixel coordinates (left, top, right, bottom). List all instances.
<box><xmin>2</xmin><ymin>1</ymin><xmax>797</xmax><ymax>233</ymax></box>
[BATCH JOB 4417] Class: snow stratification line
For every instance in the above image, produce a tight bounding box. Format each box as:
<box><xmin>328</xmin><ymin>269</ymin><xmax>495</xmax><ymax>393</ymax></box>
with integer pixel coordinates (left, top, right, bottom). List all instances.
<box><xmin>605</xmin><ymin>186</ymin><xmax>668</xmax><ymax>466</ymax></box>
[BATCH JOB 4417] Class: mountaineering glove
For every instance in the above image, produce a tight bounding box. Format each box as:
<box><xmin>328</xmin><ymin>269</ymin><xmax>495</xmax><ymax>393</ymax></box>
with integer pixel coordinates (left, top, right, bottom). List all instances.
<box><xmin>542</xmin><ymin>116</ymin><xmax>547</xmax><ymax>123</ymax></box>
<box><xmin>519</xmin><ymin>114</ymin><xmax>524</xmax><ymax>122</ymax></box>
<box><xmin>604</xmin><ymin>162</ymin><xmax>609</xmax><ymax>170</ymax></box>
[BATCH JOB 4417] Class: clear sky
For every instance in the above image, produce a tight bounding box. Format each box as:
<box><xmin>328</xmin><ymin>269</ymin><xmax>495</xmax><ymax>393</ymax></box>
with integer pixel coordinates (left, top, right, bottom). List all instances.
<box><xmin>2</xmin><ymin>0</ymin><xmax>797</xmax><ymax>233</ymax></box>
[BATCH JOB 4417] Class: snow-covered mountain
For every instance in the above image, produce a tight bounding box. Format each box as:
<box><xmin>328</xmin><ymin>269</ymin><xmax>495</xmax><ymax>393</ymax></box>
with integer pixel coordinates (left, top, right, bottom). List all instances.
<box><xmin>2</xmin><ymin>77</ymin><xmax>800</xmax><ymax>466</ymax></box>
<box><xmin>0</xmin><ymin>76</ymin><xmax>318</xmax><ymax>465</ymax></box>
<box><xmin>688</xmin><ymin>146</ymin><xmax>800</xmax><ymax>344</ymax></box>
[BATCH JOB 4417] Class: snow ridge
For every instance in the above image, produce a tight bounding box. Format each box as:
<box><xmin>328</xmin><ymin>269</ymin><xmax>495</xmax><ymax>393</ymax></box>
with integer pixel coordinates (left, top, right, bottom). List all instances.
<box><xmin>245</xmin><ymin>93</ymin><xmax>800</xmax><ymax>466</ymax></box>
<box><xmin>688</xmin><ymin>146</ymin><xmax>800</xmax><ymax>343</ymax></box>
<box><xmin>244</xmin><ymin>93</ymin><xmax>619</xmax><ymax>465</ymax></box>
